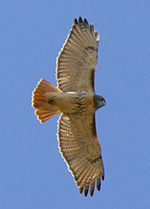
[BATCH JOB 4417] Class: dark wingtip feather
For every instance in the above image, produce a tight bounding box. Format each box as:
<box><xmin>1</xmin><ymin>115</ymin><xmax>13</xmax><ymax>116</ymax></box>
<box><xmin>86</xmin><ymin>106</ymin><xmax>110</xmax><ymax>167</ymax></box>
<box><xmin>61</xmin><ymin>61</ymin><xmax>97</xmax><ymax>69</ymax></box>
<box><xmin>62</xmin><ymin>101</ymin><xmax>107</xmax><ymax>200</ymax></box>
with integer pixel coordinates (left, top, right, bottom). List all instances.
<box><xmin>83</xmin><ymin>18</ymin><xmax>89</xmax><ymax>26</ymax></box>
<box><xmin>96</xmin><ymin>178</ymin><xmax>101</xmax><ymax>191</ymax></box>
<box><xmin>79</xmin><ymin>187</ymin><xmax>83</xmax><ymax>194</ymax></box>
<box><xmin>78</xmin><ymin>16</ymin><xmax>83</xmax><ymax>23</ymax></box>
<box><xmin>84</xmin><ymin>185</ymin><xmax>89</xmax><ymax>197</ymax></box>
<box><xmin>90</xmin><ymin>24</ymin><xmax>94</xmax><ymax>35</ymax></box>
<box><xmin>84</xmin><ymin>189</ymin><xmax>88</xmax><ymax>197</ymax></box>
<box><xmin>74</xmin><ymin>18</ymin><xmax>78</xmax><ymax>24</ymax></box>
<box><xmin>90</xmin><ymin>181</ymin><xmax>95</xmax><ymax>197</ymax></box>
<box><xmin>90</xmin><ymin>188</ymin><xmax>94</xmax><ymax>197</ymax></box>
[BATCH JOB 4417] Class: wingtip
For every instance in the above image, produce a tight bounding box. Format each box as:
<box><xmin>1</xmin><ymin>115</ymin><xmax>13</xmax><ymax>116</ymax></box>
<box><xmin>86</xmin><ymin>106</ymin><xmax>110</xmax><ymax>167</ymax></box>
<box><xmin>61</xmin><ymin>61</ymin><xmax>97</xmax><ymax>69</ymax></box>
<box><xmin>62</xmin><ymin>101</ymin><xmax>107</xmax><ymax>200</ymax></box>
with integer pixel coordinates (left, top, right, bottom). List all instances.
<box><xmin>79</xmin><ymin>187</ymin><xmax>83</xmax><ymax>194</ymax></box>
<box><xmin>74</xmin><ymin>17</ymin><xmax>88</xmax><ymax>25</ymax></box>
<box><xmin>74</xmin><ymin>17</ymin><xmax>100</xmax><ymax>42</ymax></box>
<box><xmin>96</xmin><ymin>178</ymin><xmax>101</xmax><ymax>191</ymax></box>
<box><xmin>90</xmin><ymin>188</ymin><xmax>94</xmax><ymax>197</ymax></box>
<box><xmin>95</xmin><ymin>31</ymin><xmax>100</xmax><ymax>41</ymax></box>
<box><xmin>84</xmin><ymin>185</ymin><xmax>89</xmax><ymax>197</ymax></box>
<box><xmin>78</xmin><ymin>17</ymin><xmax>83</xmax><ymax>23</ymax></box>
<box><xmin>74</xmin><ymin>18</ymin><xmax>78</xmax><ymax>24</ymax></box>
<box><xmin>83</xmin><ymin>18</ymin><xmax>89</xmax><ymax>26</ymax></box>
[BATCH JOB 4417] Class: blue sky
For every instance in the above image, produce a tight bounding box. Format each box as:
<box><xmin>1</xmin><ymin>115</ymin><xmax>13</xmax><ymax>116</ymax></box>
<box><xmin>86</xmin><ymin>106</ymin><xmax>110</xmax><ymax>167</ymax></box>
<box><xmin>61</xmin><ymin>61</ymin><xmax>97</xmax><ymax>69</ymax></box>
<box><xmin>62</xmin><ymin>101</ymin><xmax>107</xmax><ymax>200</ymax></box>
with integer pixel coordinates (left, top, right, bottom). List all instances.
<box><xmin>1</xmin><ymin>0</ymin><xmax>150</xmax><ymax>208</ymax></box>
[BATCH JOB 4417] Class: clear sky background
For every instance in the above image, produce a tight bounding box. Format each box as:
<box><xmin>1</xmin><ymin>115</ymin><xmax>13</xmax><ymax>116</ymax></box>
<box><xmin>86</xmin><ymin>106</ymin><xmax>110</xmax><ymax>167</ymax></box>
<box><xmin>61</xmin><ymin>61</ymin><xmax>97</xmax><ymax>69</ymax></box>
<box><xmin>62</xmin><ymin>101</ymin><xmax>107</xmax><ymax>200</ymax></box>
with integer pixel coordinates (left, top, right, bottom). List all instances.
<box><xmin>1</xmin><ymin>1</ymin><xmax>150</xmax><ymax>208</ymax></box>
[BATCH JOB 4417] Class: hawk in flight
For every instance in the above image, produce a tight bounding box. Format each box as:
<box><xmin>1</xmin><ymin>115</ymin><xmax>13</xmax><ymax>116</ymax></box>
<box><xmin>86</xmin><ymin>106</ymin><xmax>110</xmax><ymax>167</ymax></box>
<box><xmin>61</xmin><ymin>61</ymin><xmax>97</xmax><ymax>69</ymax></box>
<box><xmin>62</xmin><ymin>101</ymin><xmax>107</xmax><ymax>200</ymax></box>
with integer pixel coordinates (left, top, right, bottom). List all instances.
<box><xmin>32</xmin><ymin>17</ymin><xmax>106</xmax><ymax>197</ymax></box>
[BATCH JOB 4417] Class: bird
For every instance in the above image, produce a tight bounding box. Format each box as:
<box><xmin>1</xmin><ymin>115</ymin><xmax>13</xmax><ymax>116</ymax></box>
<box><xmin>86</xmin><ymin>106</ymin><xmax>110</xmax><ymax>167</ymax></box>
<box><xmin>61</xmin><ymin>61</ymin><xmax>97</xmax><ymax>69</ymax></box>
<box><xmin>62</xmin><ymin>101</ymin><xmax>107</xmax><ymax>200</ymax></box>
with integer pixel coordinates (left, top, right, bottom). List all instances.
<box><xmin>32</xmin><ymin>17</ymin><xmax>106</xmax><ymax>197</ymax></box>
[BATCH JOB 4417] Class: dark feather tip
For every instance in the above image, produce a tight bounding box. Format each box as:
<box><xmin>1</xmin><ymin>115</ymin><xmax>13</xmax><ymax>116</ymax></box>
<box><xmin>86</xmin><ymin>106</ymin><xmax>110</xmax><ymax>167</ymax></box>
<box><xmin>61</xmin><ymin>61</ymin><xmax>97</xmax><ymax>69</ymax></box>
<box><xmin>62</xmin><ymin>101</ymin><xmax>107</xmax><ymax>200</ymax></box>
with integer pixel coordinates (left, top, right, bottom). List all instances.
<box><xmin>97</xmin><ymin>179</ymin><xmax>101</xmax><ymax>191</ymax></box>
<box><xmin>90</xmin><ymin>188</ymin><xmax>94</xmax><ymax>197</ymax></box>
<box><xmin>78</xmin><ymin>17</ymin><xmax>83</xmax><ymax>23</ymax></box>
<box><xmin>84</xmin><ymin>188</ymin><xmax>88</xmax><ymax>197</ymax></box>
<box><xmin>79</xmin><ymin>187</ymin><xmax>83</xmax><ymax>194</ymax></box>
<box><xmin>90</xmin><ymin>24</ymin><xmax>94</xmax><ymax>34</ymax></box>
<box><xmin>84</xmin><ymin>184</ymin><xmax>89</xmax><ymax>197</ymax></box>
<box><xmin>83</xmin><ymin>18</ymin><xmax>89</xmax><ymax>26</ymax></box>
<box><xmin>74</xmin><ymin>18</ymin><xmax>78</xmax><ymax>24</ymax></box>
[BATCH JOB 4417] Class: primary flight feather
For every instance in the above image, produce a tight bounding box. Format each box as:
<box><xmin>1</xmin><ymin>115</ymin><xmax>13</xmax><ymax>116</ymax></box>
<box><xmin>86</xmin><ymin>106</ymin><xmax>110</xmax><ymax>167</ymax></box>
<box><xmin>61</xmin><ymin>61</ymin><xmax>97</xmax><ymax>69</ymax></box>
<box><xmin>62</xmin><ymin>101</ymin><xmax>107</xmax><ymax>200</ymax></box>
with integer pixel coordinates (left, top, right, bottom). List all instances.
<box><xmin>32</xmin><ymin>17</ymin><xmax>106</xmax><ymax>197</ymax></box>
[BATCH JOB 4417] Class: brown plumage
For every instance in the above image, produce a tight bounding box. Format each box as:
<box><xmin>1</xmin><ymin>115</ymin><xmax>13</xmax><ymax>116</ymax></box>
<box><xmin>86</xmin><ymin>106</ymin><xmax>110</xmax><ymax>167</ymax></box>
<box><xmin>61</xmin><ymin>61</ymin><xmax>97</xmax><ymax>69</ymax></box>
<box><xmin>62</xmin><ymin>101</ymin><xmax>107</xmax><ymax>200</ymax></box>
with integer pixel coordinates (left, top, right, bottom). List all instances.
<box><xmin>32</xmin><ymin>17</ymin><xmax>106</xmax><ymax>196</ymax></box>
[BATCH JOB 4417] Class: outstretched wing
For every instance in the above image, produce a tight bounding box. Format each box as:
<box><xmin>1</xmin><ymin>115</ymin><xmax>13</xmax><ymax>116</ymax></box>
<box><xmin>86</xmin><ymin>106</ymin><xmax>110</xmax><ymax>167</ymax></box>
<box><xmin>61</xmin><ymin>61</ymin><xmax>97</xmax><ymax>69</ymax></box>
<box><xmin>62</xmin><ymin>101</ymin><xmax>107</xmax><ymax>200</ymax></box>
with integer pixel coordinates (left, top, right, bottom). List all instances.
<box><xmin>56</xmin><ymin>17</ymin><xmax>99</xmax><ymax>92</ymax></box>
<box><xmin>57</xmin><ymin>113</ymin><xmax>104</xmax><ymax>196</ymax></box>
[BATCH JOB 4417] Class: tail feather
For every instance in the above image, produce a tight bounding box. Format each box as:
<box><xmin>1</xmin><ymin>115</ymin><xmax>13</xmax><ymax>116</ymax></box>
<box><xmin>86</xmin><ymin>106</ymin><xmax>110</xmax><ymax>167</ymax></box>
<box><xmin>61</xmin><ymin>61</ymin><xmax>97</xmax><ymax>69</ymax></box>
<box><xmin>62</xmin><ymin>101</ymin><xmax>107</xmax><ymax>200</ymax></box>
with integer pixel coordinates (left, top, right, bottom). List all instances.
<box><xmin>32</xmin><ymin>79</ymin><xmax>62</xmax><ymax>123</ymax></box>
<box><xmin>35</xmin><ymin>109</ymin><xmax>60</xmax><ymax>123</ymax></box>
<box><xmin>35</xmin><ymin>79</ymin><xmax>62</xmax><ymax>93</ymax></box>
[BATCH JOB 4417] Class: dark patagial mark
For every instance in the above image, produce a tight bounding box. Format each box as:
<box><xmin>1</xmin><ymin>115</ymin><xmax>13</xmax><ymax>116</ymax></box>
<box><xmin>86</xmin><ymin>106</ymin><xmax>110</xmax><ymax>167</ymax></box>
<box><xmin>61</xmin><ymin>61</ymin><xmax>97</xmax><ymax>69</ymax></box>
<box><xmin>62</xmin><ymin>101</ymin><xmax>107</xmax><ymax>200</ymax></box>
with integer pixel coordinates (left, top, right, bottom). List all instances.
<box><xmin>91</xmin><ymin>114</ymin><xmax>96</xmax><ymax>136</ymax></box>
<box><xmin>90</xmin><ymin>69</ymin><xmax>95</xmax><ymax>92</ymax></box>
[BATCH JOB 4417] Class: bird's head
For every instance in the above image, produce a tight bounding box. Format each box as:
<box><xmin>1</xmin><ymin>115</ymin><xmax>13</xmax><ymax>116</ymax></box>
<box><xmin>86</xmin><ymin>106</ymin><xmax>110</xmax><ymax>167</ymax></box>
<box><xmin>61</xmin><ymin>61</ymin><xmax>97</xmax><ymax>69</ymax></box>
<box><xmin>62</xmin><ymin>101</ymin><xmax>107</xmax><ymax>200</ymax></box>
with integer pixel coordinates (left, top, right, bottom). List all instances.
<box><xmin>94</xmin><ymin>95</ymin><xmax>106</xmax><ymax>110</ymax></box>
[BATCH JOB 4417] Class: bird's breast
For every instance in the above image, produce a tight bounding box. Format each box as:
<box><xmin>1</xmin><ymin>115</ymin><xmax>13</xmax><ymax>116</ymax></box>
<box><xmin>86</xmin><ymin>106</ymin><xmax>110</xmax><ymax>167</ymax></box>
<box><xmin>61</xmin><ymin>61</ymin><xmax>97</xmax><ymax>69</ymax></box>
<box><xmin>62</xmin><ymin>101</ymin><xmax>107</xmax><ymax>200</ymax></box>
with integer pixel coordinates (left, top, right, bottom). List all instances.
<box><xmin>56</xmin><ymin>91</ymin><xmax>95</xmax><ymax>114</ymax></box>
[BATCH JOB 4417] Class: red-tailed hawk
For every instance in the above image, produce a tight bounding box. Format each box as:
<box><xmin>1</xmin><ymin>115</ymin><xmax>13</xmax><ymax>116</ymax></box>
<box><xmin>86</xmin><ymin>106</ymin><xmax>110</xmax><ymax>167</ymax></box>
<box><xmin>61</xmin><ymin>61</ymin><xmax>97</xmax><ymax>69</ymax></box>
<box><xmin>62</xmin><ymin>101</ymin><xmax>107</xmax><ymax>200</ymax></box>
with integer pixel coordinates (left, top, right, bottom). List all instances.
<box><xmin>32</xmin><ymin>17</ymin><xmax>106</xmax><ymax>197</ymax></box>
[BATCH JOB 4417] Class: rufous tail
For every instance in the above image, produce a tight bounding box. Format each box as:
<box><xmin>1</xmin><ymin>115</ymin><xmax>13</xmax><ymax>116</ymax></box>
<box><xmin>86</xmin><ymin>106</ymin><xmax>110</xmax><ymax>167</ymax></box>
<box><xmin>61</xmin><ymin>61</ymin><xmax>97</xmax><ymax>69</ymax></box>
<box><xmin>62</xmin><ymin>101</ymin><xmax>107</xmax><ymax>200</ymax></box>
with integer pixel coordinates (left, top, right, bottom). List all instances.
<box><xmin>32</xmin><ymin>79</ymin><xmax>62</xmax><ymax>123</ymax></box>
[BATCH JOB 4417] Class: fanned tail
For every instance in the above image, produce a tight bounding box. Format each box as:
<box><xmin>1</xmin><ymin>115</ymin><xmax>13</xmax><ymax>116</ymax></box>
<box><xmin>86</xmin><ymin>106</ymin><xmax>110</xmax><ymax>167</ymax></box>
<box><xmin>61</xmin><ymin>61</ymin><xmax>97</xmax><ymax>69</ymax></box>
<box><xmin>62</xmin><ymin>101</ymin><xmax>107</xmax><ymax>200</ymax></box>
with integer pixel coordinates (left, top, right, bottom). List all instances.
<box><xmin>32</xmin><ymin>79</ymin><xmax>62</xmax><ymax>123</ymax></box>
